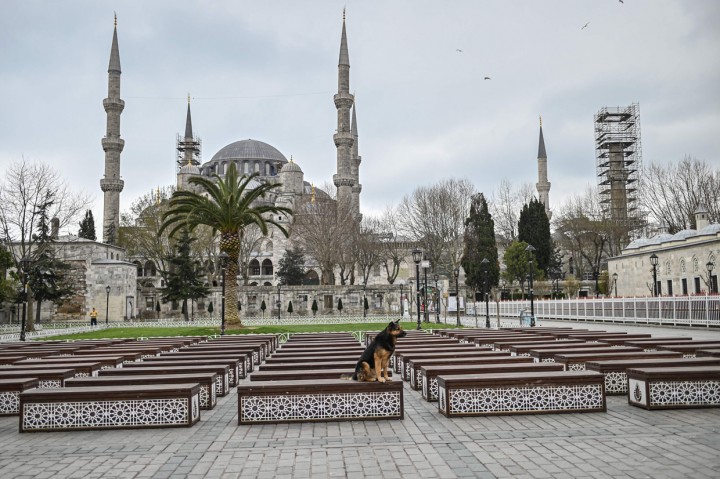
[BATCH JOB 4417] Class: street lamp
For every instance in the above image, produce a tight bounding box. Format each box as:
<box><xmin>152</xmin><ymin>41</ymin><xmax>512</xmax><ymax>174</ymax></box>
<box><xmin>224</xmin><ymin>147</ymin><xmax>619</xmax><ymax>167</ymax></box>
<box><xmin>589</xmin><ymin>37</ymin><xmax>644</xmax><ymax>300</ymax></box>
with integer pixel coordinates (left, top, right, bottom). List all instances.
<box><xmin>593</xmin><ymin>269</ymin><xmax>599</xmax><ymax>298</ymax></box>
<box><xmin>362</xmin><ymin>280</ymin><xmax>367</xmax><ymax>319</ymax></box>
<box><xmin>707</xmin><ymin>261</ymin><xmax>715</xmax><ymax>294</ymax></box>
<box><xmin>481</xmin><ymin>258</ymin><xmax>490</xmax><ymax>328</ymax></box>
<box><xmin>612</xmin><ymin>273</ymin><xmax>618</xmax><ymax>297</ymax></box>
<box><xmin>525</xmin><ymin>244</ymin><xmax>536</xmax><ymax>327</ymax></box>
<box><xmin>219</xmin><ymin>251</ymin><xmax>229</xmax><ymax>335</ymax></box>
<box><xmin>412</xmin><ymin>248</ymin><xmax>422</xmax><ymax>330</ymax></box>
<box><xmin>650</xmin><ymin>253</ymin><xmax>659</xmax><ymax>297</ymax></box>
<box><xmin>433</xmin><ymin>273</ymin><xmax>440</xmax><ymax>323</ymax></box>
<box><xmin>105</xmin><ymin>285</ymin><xmax>111</xmax><ymax>325</ymax></box>
<box><xmin>277</xmin><ymin>283</ymin><xmax>282</xmax><ymax>321</ymax></box>
<box><xmin>399</xmin><ymin>280</ymin><xmax>405</xmax><ymax>318</ymax></box>
<box><xmin>422</xmin><ymin>261</ymin><xmax>430</xmax><ymax>323</ymax></box>
<box><xmin>453</xmin><ymin>266</ymin><xmax>460</xmax><ymax>327</ymax></box>
<box><xmin>19</xmin><ymin>256</ymin><xmax>31</xmax><ymax>341</ymax></box>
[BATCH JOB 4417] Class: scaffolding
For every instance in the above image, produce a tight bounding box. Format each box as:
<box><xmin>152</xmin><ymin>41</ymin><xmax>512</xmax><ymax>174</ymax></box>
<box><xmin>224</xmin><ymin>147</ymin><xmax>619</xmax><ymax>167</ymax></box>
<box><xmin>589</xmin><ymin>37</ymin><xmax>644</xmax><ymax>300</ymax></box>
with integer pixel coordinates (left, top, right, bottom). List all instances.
<box><xmin>594</xmin><ymin>103</ymin><xmax>642</xmax><ymax>222</ymax></box>
<box><xmin>176</xmin><ymin>133</ymin><xmax>202</xmax><ymax>171</ymax></box>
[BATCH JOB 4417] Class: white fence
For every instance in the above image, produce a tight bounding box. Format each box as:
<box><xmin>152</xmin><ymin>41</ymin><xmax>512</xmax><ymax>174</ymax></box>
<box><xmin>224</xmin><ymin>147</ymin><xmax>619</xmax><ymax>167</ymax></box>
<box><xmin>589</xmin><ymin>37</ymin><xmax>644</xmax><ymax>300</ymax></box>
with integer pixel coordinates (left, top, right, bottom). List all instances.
<box><xmin>466</xmin><ymin>295</ymin><xmax>720</xmax><ymax>328</ymax></box>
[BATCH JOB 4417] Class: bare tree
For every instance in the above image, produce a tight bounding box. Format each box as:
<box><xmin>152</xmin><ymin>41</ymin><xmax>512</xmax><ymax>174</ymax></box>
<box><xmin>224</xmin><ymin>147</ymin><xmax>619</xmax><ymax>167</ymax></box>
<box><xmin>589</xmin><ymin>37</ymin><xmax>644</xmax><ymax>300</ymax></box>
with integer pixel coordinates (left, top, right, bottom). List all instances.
<box><xmin>398</xmin><ymin>178</ymin><xmax>475</xmax><ymax>275</ymax></box>
<box><xmin>0</xmin><ymin>158</ymin><xmax>91</xmax><ymax>330</ymax></box>
<box><xmin>292</xmin><ymin>184</ymin><xmax>357</xmax><ymax>285</ymax></box>
<box><xmin>488</xmin><ymin>178</ymin><xmax>535</xmax><ymax>242</ymax></box>
<box><xmin>353</xmin><ymin>216</ymin><xmax>384</xmax><ymax>285</ymax></box>
<box><xmin>639</xmin><ymin>156</ymin><xmax>720</xmax><ymax>233</ymax></box>
<box><xmin>237</xmin><ymin>224</ymin><xmax>264</xmax><ymax>285</ymax></box>
<box><xmin>378</xmin><ymin>205</ymin><xmax>408</xmax><ymax>284</ymax></box>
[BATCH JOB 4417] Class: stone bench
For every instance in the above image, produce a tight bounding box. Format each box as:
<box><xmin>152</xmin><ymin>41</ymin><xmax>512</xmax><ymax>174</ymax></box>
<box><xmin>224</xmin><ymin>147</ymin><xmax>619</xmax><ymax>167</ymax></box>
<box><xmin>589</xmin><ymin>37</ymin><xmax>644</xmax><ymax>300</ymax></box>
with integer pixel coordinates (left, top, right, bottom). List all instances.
<box><xmin>0</xmin><ymin>369</ymin><xmax>76</xmax><ymax>388</ymax></box>
<box><xmin>139</xmin><ymin>356</ymin><xmax>246</xmax><ymax>383</ymax></box>
<box><xmin>553</xmin><ymin>350</ymin><xmax>683</xmax><ymax>371</ymax></box>
<box><xmin>100</xmin><ymin>364</ymin><xmax>230</xmax><ymax>396</ymax></box>
<box><xmin>409</xmin><ymin>356</ymin><xmax>535</xmax><ymax>391</ymax></box>
<box><xmin>421</xmin><ymin>362</ymin><xmax>564</xmax><ymax>401</ymax></box>
<box><xmin>393</xmin><ymin>345</ymin><xmax>483</xmax><ymax>373</ymax></box>
<box><xmin>437</xmin><ymin>370</ymin><xmax>606</xmax><ymax>417</ymax></box>
<box><xmin>656</xmin><ymin>342</ymin><xmax>720</xmax><ymax>357</ymax></box>
<box><xmin>186</xmin><ymin>344</ymin><xmax>266</xmax><ymax>364</ymax></box>
<box><xmin>237</xmin><ymin>379</ymin><xmax>403</xmax><ymax>424</ymax></box>
<box><xmin>586</xmin><ymin>357</ymin><xmax>720</xmax><ymax>395</ymax></box>
<box><xmin>508</xmin><ymin>340</ymin><xmax>592</xmax><ymax>356</ymax></box>
<box><xmin>627</xmin><ymin>366</ymin><xmax>720</xmax><ymax>410</ymax></box>
<box><xmin>66</xmin><ymin>373</ymin><xmax>218</xmax><ymax>410</ymax></box>
<box><xmin>530</xmin><ymin>346</ymin><xmax>642</xmax><ymax>363</ymax></box>
<box><xmin>19</xmin><ymin>384</ymin><xmax>201</xmax><ymax>431</ymax></box>
<box><xmin>249</xmin><ymin>368</ymin><xmax>392</xmax><ymax>381</ymax></box>
<box><xmin>264</xmin><ymin>354</ymin><xmax>360</xmax><ymax>364</ymax></box>
<box><xmin>697</xmin><ymin>349</ymin><xmax>720</xmax><ymax>358</ymax></box>
<box><xmin>599</xmin><ymin>337</ymin><xmax>693</xmax><ymax>349</ymax></box>
<box><xmin>398</xmin><ymin>350</ymin><xmax>508</xmax><ymax>381</ymax></box>
<box><xmin>0</xmin><ymin>378</ymin><xmax>40</xmax><ymax>416</ymax></box>
<box><xmin>25</xmin><ymin>356</ymin><xmax>126</xmax><ymax>369</ymax></box>
<box><xmin>258</xmin><ymin>361</ymin><xmax>358</xmax><ymax>372</ymax></box>
<box><xmin>8</xmin><ymin>361</ymin><xmax>103</xmax><ymax>377</ymax></box>
<box><xmin>165</xmin><ymin>350</ymin><xmax>255</xmax><ymax>374</ymax></box>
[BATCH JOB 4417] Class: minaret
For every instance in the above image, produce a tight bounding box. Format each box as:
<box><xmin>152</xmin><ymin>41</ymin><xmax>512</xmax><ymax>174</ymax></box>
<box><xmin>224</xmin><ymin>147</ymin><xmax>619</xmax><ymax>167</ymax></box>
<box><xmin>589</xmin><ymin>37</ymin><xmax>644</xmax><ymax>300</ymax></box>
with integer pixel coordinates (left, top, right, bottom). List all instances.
<box><xmin>176</xmin><ymin>94</ymin><xmax>201</xmax><ymax>171</ymax></box>
<box><xmin>536</xmin><ymin>115</ymin><xmax>551</xmax><ymax>219</ymax></box>
<box><xmin>332</xmin><ymin>9</ymin><xmax>356</xmax><ymax>215</ymax></box>
<box><xmin>350</xmin><ymin>100</ymin><xmax>362</xmax><ymax>221</ymax></box>
<box><xmin>100</xmin><ymin>13</ymin><xmax>125</xmax><ymax>245</ymax></box>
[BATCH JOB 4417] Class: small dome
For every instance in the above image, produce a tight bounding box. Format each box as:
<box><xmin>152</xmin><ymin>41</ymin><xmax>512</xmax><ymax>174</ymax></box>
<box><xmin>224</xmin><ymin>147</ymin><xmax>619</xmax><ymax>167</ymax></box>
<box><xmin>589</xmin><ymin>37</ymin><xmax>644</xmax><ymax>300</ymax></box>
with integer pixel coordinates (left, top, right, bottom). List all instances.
<box><xmin>625</xmin><ymin>239</ymin><xmax>647</xmax><ymax>249</ymax></box>
<box><xmin>698</xmin><ymin>223</ymin><xmax>720</xmax><ymax>235</ymax></box>
<box><xmin>179</xmin><ymin>163</ymin><xmax>200</xmax><ymax>175</ymax></box>
<box><xmin>281</xmin><ymin>160</ymin><xmax>302</xmax><ymax>173</ymax></box>
<box><xmin>646</xmin><ymin>233</ymin><xmax>673</xmax><ymax>245</ymax></box>
<box><xmin>671</xmin><ymin>229</ymin><xmax>697</xmax><ymax>241</ymax></box>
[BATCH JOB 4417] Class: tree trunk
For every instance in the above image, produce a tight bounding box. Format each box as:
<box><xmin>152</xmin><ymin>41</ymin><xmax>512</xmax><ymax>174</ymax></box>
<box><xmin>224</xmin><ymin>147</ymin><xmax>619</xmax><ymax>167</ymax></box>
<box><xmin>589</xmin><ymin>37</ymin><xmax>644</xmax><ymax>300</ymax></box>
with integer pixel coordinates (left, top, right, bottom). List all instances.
<box><xmin>35</xmin><ymin>299</ymin><xmax>42</xmax><ymax>325</ymax></box>
<box><xmin>221</xmin><ymin>233</ymin><xmax>242</xmax><ymax>328</ymax></box>
<box><xmin>25</xmin><ymin>289</ymin><xmax>36</xmax><ymax>332</ymax></box>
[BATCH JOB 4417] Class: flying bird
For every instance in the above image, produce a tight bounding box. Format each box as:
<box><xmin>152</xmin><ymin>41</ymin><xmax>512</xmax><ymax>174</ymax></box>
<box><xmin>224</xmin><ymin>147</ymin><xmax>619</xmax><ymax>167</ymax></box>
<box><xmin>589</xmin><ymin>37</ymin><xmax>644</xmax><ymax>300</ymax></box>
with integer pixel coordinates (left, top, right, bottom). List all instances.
<box><xmin>456</xmin><ymin>49</ymin><xmax>463</xmax><ymax>53</ymax></box>
<box><xmin>484</xmin><ymin>77</ymin><xmax>491</xmax><ymax>80</ymax></box>
<box><xmin>619</xmin><ymin>0</ymin><xmax>624</xmax><ymax>3</ymax></box>
<box><xmin>581</xmin><ymin>22</ymin><xmax>590</xmax><ymax>30</ymax></box>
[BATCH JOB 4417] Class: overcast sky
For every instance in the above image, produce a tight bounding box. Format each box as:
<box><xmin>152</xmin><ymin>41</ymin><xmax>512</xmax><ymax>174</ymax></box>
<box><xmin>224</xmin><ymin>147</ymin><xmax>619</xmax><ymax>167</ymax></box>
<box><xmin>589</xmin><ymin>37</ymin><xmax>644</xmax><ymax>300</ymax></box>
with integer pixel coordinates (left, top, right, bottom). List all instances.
<box><xmin>1</xmin><ymin>0</ymin><xmax>719</xmax><ymax>233</ymax></box>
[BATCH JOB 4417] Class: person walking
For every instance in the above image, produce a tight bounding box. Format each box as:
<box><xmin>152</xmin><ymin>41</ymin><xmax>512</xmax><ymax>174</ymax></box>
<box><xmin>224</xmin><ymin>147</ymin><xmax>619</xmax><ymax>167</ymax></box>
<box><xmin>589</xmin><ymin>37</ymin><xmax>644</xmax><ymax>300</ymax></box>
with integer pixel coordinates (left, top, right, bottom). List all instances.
<box><xmin>89</xmin><ymin>307</ymin><xmax>98</xmax><ymax>326</ymax></box>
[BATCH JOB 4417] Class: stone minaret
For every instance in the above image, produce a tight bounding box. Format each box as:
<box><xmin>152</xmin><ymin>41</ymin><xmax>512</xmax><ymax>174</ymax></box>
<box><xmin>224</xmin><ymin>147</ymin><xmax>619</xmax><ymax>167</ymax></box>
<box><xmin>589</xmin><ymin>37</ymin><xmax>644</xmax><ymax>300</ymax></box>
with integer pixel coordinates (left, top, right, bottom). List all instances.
<box><xmin>350</xmin><ymin>101</ymin><xmax>362</xmax><ymax>221</ymax></box>
<box><xmin>176</xmin><ymin>94</ymin><xmax>201</xmax><ymax>170</ymax></box>
<box><xmin>332</xmin><ymin>10</ymin><xmax>356</xmax><ymax>215</ymax></box>
<box><xmin>536</xmin><ymin>116</ymin><xmax>551</xmax><ymax>219</ymax></box>
<box><xmin>100</xmin><ymin>14</ymin><xmax>125</xmax><ymax>244</ymax></box>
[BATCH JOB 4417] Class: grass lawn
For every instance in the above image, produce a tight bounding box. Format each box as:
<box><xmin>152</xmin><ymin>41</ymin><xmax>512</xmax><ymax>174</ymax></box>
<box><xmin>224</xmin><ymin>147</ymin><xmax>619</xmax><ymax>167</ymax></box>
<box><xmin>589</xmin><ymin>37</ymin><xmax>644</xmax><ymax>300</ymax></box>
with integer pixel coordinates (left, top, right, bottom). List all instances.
<box><xmin>39</xmin><ymin>321</ymin><xmax>461</xmax><ymax>341</ymax></box>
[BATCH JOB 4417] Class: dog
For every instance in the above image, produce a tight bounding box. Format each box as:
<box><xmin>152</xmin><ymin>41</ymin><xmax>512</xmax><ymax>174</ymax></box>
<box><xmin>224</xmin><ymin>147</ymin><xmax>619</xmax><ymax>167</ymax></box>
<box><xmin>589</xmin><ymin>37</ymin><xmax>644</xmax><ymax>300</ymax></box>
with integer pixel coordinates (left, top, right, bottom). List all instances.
<box><xmin>342</xmin><ymin>320</ymin><xmax>407</xmax><ymax>382</ymax></box>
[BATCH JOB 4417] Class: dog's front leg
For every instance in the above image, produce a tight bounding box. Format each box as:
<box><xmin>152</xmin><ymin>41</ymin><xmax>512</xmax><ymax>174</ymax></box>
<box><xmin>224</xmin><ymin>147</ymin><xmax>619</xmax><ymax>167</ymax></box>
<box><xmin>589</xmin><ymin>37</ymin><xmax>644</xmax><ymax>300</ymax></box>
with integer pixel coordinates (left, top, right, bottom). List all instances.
<box><xmin>374</xmin><ymin>352</ymin><xmax>385</xmax><ymax>382</ymax></box>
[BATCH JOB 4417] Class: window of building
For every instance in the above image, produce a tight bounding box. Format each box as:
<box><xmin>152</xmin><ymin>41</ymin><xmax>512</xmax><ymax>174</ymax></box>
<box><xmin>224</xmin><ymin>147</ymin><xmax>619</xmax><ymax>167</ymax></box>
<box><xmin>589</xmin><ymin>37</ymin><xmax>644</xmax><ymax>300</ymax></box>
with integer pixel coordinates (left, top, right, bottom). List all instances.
<box><xmin>693</xmin><ymin>258</ymin><xmax>699</xmax><ymax>272</ymax></box>
<box><xmin>694</xmin><ymin>277</ymin><xmax>701</xmax><ymax>293</ymax></box>
<box><xmin>145</xmin><ymin>297</ymin><xmax>154</xmax><ymax>310</ymax></box>
<box><xmin>261</xmin><ymin>259</ymin><xmax>273</xmax><ymax>276</ymax></box>
<box><xmin>666</xmin><ymin>280</ymin><xmax>673</xmax><ymax>296</ymax></box>
<box><xmin>249</xmin><ymin>259</ymin><xmax>260</xmax><ymax>276</ymax></box>
<box><xmin>680</xmin><ymin>259</ymin><xmax>686</xmax><ymax>273</ymax></box>
<box><xmin>665</xmin><ymin>261</ymin><xmax>671</xmax><ymax>275</ymax></box>
<box><xmin>324</xmin><ymin>295</ymin><xmax>333</xmax><ymax>309</ymax></box>
<box><xmin>682</xmin><ymin>278</ymin><xmax>688</xmax><ymax>295</ymax></box>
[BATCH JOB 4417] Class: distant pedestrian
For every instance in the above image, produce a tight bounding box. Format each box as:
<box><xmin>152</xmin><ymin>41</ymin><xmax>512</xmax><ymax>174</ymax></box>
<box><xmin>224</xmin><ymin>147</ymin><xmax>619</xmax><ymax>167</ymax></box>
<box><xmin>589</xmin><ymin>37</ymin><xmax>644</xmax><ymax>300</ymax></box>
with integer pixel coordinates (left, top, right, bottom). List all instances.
<box><xmin>89</xmin><ymin>307</ymin><xmax>98</xmax><ymax>326</ymax></box>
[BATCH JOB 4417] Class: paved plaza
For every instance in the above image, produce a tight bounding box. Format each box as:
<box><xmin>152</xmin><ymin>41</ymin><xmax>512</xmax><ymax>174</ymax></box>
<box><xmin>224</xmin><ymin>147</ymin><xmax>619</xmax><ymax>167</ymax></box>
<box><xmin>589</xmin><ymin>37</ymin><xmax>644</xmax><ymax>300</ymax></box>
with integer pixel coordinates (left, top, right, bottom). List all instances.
<box><xmin>1</xmin><ymin>321</ymin><xmax>720</xmax><ymax>478</ymax></box>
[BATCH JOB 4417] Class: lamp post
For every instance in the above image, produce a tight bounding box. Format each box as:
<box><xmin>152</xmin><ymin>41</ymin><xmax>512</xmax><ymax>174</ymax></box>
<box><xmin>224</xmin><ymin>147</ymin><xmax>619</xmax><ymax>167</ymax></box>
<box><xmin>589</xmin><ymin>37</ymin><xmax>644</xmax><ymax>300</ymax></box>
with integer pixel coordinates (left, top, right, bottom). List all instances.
<box><xmin>433</xmin><ymin>273</ymin><xmax>440</xmax><ymax>323</ymax></box>
<box><xmin>650</xmin><ymin>253</ymin><xmax>659</xmax><ymax>297</ymax></box>
<box><xmin>277</xmin><ymin>283</ymin><xmax>281</xmax><ymax>321</ymax></box>
<box><xmin>219</xmin><ymin>252</ymin><xmax>228</xmax><ymax>336</ymax></box>
<box><xmin>707</xmin><ymin>261</ymin><xmax>715</xmax><ymax>294</ymax></box>
<box><xmin>362</xmin><ymin>280</ymin><xmax>367</xmax><ymax>319</ymax></box>
<box><xmin>453</xmin><ymin>266</ymin><xmax>460</xmax><ymax>327</ymax></box>
<box><xmin>593</xmin><ymin>269</ymin><xmax>599</xmax><ymax>298</ymax></box>
<box><xmin>412</xmin><ymin>248</ymin><xmax>422</xmax><ymax>330</ymax></box>
<box><xmin>525</xmin><ymin>244</ymin><xmax>536</xmax><ymax>327</ymax></box>
<box><xmin>399</xmin><ymin>280</ymin><xmax>405</xmax><ymax>317</ymax></box>
<box><xmin>481</xmin><ymin>258</ymin><xmax>490</xmax><ymax>328</ymax></box>
<box><xmin>422</xmin><ymin>262</ymin><xmax>430</xmax><ymax>323</ymax></box>
<box><xmin>408</xmin><ymin>279</ymin><xmax>414</xmax><ymax>318</ymax></box>
<box><xmin>612</xmin><ymin>273</ymin><xmax>618</xmax><ymax>297</ymax></box>
<box><xmin>19</xmin><ymin>256</ymin><xmax>31</xmax><ymax>342</ymax></box>
<box><xmin>105</xmin><ymin>285</ymin><xmax>111</xmax><ymax>325</ymax></box>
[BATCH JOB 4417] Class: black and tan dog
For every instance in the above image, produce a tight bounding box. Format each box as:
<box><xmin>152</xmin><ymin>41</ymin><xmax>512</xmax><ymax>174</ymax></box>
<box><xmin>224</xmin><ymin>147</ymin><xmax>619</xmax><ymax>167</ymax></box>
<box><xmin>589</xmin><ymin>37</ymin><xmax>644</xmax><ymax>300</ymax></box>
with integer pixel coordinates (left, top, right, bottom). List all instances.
<box><xmin>343</xmin><ymin>320</ymin><xmax>407</xmax><ymax>382</ymax></box>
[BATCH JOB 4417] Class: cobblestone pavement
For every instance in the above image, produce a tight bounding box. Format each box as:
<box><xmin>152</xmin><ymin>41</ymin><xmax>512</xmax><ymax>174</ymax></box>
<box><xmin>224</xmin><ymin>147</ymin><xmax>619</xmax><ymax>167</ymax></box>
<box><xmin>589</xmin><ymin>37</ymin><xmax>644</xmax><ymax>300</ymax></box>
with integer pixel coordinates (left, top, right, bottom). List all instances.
<box><xmin>1</xmin><ymin>321</ymin><xmax>719</xmax><ymax>478</ymax></box>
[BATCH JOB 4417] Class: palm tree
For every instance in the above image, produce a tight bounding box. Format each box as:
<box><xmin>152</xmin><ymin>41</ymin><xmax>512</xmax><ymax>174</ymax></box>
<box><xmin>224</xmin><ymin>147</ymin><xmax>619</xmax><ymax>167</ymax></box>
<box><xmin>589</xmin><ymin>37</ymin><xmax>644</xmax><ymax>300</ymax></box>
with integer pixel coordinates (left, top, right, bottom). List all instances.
<box><xmin>159</xmin><ymin>163</ymin><xmax>291</xmax><ymax>327</ymax></box>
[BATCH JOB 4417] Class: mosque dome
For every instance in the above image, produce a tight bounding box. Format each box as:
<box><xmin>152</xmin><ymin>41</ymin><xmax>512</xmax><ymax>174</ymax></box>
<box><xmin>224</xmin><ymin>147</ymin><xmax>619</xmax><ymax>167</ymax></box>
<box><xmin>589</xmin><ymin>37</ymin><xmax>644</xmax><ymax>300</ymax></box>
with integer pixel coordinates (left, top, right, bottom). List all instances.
<box><xmin>280</xmin><ymin>160</ymin><xmax>302</xmax><ymax>173</ymax></box>
<box><xmin>178</xmin><ymin>163</ymin><xmax>200</xmax><ymax>175</ymax></box>
<box><xmin>209</xmin><ymin>139</ymin><xmax>287</xmax><ymax>164</ymax></box>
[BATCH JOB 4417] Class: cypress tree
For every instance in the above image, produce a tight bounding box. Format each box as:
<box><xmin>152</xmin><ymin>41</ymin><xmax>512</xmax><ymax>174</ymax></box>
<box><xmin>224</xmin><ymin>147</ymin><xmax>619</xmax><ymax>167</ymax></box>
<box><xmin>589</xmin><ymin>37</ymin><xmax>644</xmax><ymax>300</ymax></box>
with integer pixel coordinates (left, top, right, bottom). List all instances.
<box><xmin>461</xmin><ymin>193</ymin><xmax>499</xmax><ymax>292</ymax></box>
<box><xmin>78</xmin><ymin>210</ymin><xmax>97</xmax><ymax>241</ymax></box>
<box><xmin>518</xmin><ymin>198</ymin><xmax>552</xmax><ymax>274</ymax></box>
<box><xmin>159</xmin><ymin>228</ymin><xmax>210</xmax><ymax>321</ymax></box>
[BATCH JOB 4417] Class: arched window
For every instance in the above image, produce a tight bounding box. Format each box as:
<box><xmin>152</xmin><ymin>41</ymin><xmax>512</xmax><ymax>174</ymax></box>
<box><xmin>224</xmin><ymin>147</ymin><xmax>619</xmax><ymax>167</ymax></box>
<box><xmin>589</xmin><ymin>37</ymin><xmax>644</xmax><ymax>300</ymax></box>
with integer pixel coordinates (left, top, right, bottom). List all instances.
<box><xmin>249</xmin><ymin>259</ymin><xmax>260</xmax><ymax>276</ymax></box>
<box><xmin>262</xmin><ymin>259</ymin><xmax>273</xmax><ymax>276</ymax></box>
<box><xmin>680</xmin><ymin>259</ymin><xmax>686</xmax><ymax>273</ymax></box>
<box><xmin>665</xmin><ymin>261</ymin><xmax>671</xmax><ymax>275</ymax></box>
<box><xmin>144</xmin><ymin>261</ymin><xmax>156</xmax><ymax>277</ymax></box>
<box><xmin>134</xmin><ymin>261</ymin><xmax>143</xmax><ymax>277</ymax></box>
<box><xmin>693</xmin><ymin>257</ymin><xmax>699</xmax><ymax>272</ymax></box>
<box><xmin>265</xmin><ymin>162</ymin><xmax>271</xmax><ymax>176</ymax></box>
<box><xmin>249</xmin><ymin>282</ymin><xmax>258</xmax><ymax>286</ymax></box>
<box><xmin>254</xmin><ymin>161</ymin><xmax>260</xmax><ymax>173</ymax></box>
<box><xmin>304</xmin><ymin>270</ymin><xmax>319</xmax><ymax>285</ymax></box>
<box><xmin>263</xmin><ymin>281</ymin><xmax>272</xmax><ymax>286</ymax></box>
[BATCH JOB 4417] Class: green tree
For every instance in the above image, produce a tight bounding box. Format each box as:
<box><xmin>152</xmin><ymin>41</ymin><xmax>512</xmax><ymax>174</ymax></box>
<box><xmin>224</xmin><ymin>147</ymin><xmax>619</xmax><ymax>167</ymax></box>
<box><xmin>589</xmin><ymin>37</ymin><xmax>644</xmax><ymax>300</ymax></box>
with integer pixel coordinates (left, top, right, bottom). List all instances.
<box><xmin>287</xmin><ymin>300</ymin><xmax>294</xmax><ymax>315</ymax></box>
<box><xmin>158</xmin><ymin>229</ymin><xmax>210</xmax><ymax>322</ymax></box>
<box><xmin>0</xmin><ymin>245</ymin><xmax>15</xmax><ymax>305</ymax></box>
<box><xmin>276</xmin><ymin>247</ymin><xmax>306</xmax><ymax>285</ymax></box>
<box><xmin>363</xmin><ymin>296</ymin><xmax>369</xmax><ymax>313</ymax></box>
<box><xmin>159</xmin><ymin>164</ymin><xmax>291</xmax><ymax>327</ymax></box>
<box><xmin>155</xmin><ymin>300</ymin><xmax>161</xmax><ymax>319</ymax></box>
<box><xmin>29</xmin><ymin>195</ymin><xmax>77</xmax><ymax>324</ymax></box>
<box><xmin>78</xmin><ymin>210</ymin><xmax>96</xmax><ymax>241</ymax></box>
<box><xmin>337</xmin><ymin>298</ymin><xmax>343</xmax><ymax>314</ymax></box>
<box><xmin>518</xmin><ymin>198</ymin><xmax>552</xmax><ymax>274</ymax></box>
<box><xmin>260</xmin><ymin>299</ymin><xmax>267</xmax><ymax>318</ymax></box>
<box><xmin>502</xmin><ymin>241</ymin><xmax>543</xmax><ymax>294</ymax></box>
<box><xmin>207</xmin><ymin>302</ymin><xmax>214</xmax><ymax>317</ymax></box>
<box><xmin>461</xmin><ymin>193</ymin><xmax>499</xmax><ymax>292</ymax></box>
<box><xmin>311</xmin><ymin>298</ymin><xmax>318</xmax><ymax>316</ymax></box>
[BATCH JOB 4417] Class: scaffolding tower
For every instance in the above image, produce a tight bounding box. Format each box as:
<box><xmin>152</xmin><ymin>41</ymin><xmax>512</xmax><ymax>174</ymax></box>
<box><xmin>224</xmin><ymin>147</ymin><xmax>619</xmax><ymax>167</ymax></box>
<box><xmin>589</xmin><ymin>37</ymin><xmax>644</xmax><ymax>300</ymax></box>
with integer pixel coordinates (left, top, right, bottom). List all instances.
<box><xmin>594</xmin><ymin>103</ymin><xmax>642</xmax><ymax>222</ymax></box>
<box><xmin>176</xmin><ymin>133</ymin><xmax>202</xmax><ymax>171</ymax></box>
